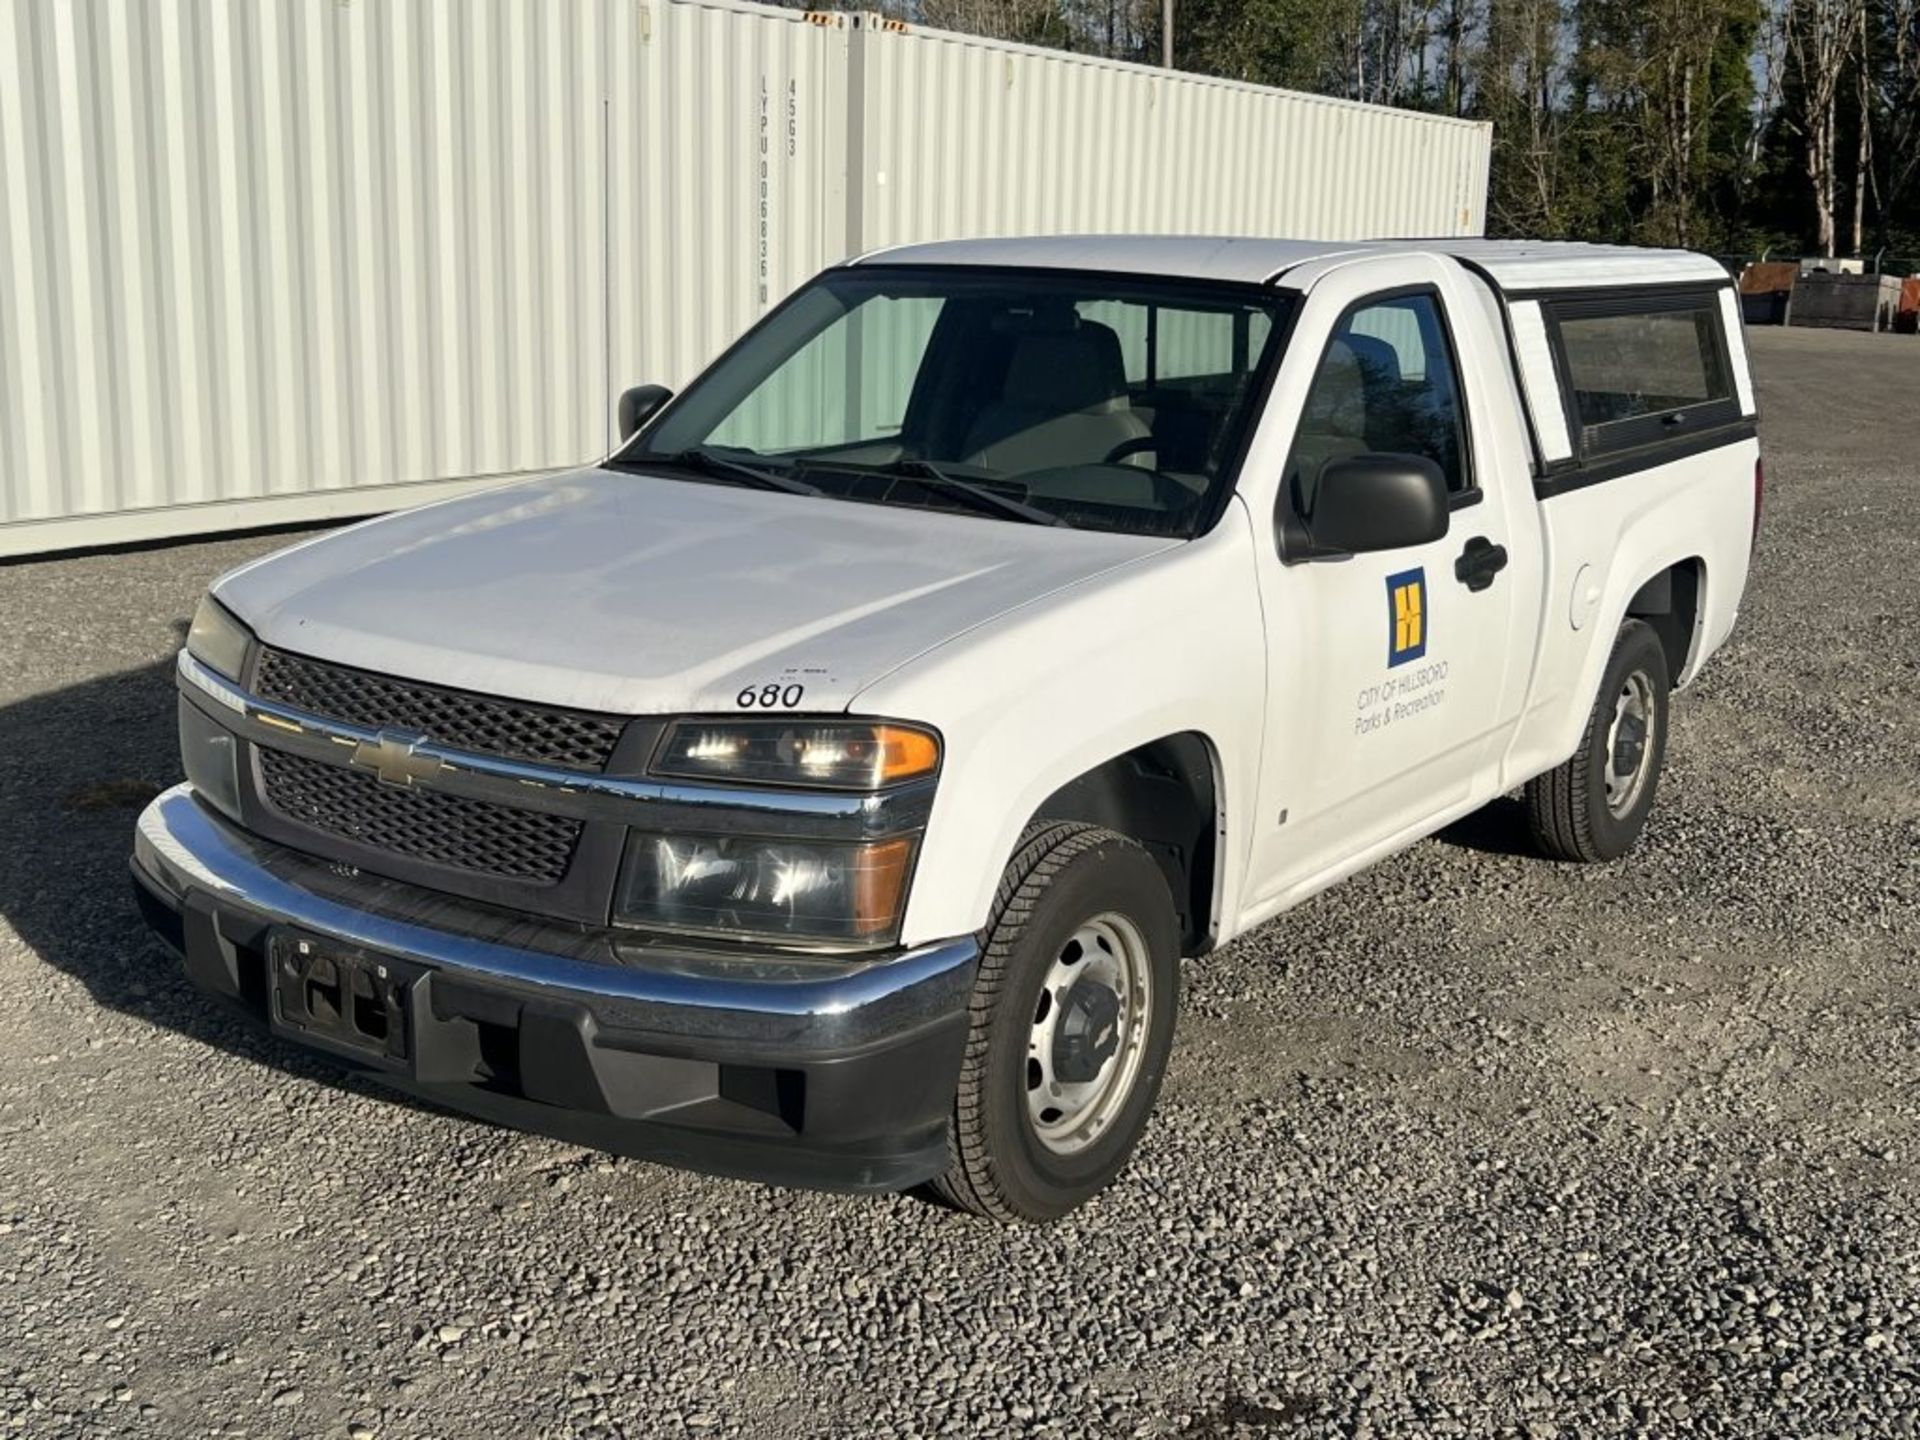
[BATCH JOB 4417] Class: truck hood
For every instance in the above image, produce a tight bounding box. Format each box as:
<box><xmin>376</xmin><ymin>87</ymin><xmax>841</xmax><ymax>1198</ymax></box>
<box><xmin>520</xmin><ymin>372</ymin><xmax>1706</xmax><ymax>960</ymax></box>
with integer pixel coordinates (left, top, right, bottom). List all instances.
<box><xmin>216</xmin><ymin>467</ymin><xmax>1177</xmax><ymax>716</ymax></box>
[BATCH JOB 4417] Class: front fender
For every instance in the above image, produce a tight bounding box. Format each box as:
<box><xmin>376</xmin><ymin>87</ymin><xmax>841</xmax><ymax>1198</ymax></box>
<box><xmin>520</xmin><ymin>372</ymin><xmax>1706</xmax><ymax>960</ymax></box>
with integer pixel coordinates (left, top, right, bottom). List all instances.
<box><xmin>855</xmin><ymin>515</ymin><xmax>1268</xmax><ymax>948</ymax></box>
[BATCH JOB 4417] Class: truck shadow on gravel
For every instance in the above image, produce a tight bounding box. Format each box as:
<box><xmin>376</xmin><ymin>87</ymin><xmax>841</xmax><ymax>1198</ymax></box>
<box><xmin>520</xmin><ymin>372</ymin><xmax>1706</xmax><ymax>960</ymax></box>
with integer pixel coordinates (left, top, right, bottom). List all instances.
<box><xmin>0</xmin><ymin>647</ymin><xmax>469</xmax><ymax>1127</ymax></box>
<box><xmin>1434</xmin><ymin>796</ymin><xmax>1542</xmax><ymax>858</ymax></box>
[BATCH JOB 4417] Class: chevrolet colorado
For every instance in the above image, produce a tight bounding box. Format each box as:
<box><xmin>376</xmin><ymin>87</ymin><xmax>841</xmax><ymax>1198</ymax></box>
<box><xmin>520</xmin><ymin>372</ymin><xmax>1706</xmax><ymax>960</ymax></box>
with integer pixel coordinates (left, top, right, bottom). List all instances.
<box><xmin>134</xmin><ymin>236</ymin><xmax>1761</xmax><ymax>1221</ymax></box>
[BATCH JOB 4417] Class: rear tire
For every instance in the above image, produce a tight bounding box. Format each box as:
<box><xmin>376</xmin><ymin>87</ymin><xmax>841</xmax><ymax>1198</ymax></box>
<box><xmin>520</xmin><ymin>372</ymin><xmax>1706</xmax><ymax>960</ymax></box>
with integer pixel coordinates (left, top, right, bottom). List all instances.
<box><xmin>932</xmin><ymin>823</ymin><xmax>1179</xmax><ymax>1223</ymax></box>
<box><xmin>1526</xmin><ymin>618</ymin><xmax>1671</xmax><ymax>862</ymax></box>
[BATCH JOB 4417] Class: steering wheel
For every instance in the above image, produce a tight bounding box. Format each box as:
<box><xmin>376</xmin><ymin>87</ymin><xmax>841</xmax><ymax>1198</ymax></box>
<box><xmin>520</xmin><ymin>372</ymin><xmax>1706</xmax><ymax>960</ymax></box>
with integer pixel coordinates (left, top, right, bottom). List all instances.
<box><xmin>1098</xmin><ymin>436</ymin><xmax>1200</xmax><ymax>511</ymax></box>
<box><xmin>1102</xmin><ymin>435</ymin><xmax>1160</xmax><ymax>466</ymax></box>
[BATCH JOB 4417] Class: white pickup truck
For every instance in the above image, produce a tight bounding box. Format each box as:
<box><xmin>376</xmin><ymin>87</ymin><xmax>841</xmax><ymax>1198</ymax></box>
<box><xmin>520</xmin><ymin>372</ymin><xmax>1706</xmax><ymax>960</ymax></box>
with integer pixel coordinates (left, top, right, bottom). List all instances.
<box><xmin>134</xmin><ymin>237</ymin><xmax>1761</xmax><ymax>1221</ymax></box>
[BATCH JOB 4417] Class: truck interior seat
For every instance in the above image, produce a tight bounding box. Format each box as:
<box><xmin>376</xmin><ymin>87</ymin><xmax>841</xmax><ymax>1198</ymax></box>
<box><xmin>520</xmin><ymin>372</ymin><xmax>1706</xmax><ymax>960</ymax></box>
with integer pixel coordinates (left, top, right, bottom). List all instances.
<box><xmin>960</xmin><ymin>321</ymin><xmax>1154</xmax><ymax>485</ymax></box>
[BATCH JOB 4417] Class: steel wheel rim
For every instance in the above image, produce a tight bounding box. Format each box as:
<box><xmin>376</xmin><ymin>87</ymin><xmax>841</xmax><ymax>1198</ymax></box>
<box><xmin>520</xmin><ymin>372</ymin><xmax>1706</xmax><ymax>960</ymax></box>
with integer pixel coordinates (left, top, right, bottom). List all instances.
<box><xmin>1024</xmin><ymin>912</ymin><xmax>1153</xmax><ymax>1156</ymax></box>
<box><xmin>1603</xmin><ymin>669</ymin><xmax>1657</xmax><ymax>819</ymax></box>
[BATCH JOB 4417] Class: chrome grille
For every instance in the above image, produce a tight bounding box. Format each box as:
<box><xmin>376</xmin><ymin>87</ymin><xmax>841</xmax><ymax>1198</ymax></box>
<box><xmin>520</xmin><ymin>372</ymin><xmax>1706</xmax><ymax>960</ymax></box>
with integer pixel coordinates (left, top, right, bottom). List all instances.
<box><xmin>258</xmin><ymin>748</ymin><xmax>582</xmax><ymax>885</ymax></box>
<box><xmin>254</xmin><ymin>648</ymin><xmax>626</xmax><ymax>772</ymax></box>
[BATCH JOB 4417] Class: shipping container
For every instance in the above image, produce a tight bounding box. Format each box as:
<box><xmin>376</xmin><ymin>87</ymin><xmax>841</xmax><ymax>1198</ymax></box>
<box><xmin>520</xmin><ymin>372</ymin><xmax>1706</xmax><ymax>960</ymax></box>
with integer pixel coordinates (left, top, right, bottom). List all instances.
<box><xmin>0</xmin><ymin>0</ymin><xmax>1492</xmax><ymax>558</ymax></box>
<box><xmin>607</xmin><ymin>1</ymin><xmax>853</xmax><ymax>454</ymax></box>
<box><xmin>1</xmin><ymin>0</ymin><xmax>619</xmax><ymax>555</ymax></box>
<box><xmin>852</xmin><ymin>18</ymin><xmax>1489</xmax><ymax>249</ymax></box>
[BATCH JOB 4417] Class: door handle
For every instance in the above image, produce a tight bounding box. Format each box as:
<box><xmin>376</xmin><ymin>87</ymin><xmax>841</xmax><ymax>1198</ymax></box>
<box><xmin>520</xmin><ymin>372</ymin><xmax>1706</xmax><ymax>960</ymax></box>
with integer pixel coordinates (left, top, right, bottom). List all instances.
<box><xmin>1454</xmin><ymin>535</ymin><xmax>1509</xmax><ymax>592</ymax></box>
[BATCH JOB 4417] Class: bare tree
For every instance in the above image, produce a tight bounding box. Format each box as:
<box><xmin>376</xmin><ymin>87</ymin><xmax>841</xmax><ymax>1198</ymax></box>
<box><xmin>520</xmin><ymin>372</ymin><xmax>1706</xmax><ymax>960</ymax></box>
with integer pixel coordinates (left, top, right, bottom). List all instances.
<box><xmin>1364</xmin><ymin>0</ymin><xmax>1422</xmax><ymax>104</ymax></box>
<box><xmin>1440</xmin><ymin>0</ymin><xmax>1476</xmax><ymax>113</ymax></box>
<box><xmin>1481</xmin><ymin>0</ymin><xmax>1571</xmax><ymax>234</ymax></box>
<box><xmin>1853</xmin><ymin>0</ymin><xmax>1871</xmax><ymax>255</ymax></box>
<box><xmin>1870</xmin><ymin>0</ymin><xmax>1920</xmax><ymax>234</ymax></box>
<box><xmin>1780</xmin><ymin>0</ymin><xmax>1868</xmax><ymax>255</ymax></box>
<box><xmin>1746</xmin><ymin>0</ymin><xmax>1790</xmax><ymax>183</ymax></box>
<box><xmin>1644</xmin><ymin>0</ymin><xmax>1756</xmax><ymax>247</ymax></box>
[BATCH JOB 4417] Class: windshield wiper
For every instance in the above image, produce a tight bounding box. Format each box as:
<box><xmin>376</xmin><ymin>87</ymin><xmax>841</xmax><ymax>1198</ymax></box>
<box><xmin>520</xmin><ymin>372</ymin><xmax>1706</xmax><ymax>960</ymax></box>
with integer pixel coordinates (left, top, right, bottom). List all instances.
<box><xmin>617</xmin><ymin>447</ymin><xmax>821</xmax><ymax>497</ymax></box>
<box><xmin>843</xmin><ymin>457</ymin><xmax>1067</xmax><ymax>528</ymax></box>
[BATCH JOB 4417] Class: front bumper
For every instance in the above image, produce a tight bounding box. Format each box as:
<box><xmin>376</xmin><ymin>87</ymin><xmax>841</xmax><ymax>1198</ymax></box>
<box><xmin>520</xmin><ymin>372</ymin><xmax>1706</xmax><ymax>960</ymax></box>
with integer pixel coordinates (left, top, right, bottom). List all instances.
<box><xmin>131</xmin><ymin>784</ymin><xmax>977</xmax><ymax>1192</ymax></box>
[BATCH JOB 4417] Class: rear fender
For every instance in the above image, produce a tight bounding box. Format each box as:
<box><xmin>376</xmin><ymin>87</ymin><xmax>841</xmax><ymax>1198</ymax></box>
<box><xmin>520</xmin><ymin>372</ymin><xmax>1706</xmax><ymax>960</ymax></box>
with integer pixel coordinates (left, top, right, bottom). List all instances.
<box><xmin>1502</xmin><ymin>441</ymin><xmax>1755</xmax><ymax>787</ymax></box>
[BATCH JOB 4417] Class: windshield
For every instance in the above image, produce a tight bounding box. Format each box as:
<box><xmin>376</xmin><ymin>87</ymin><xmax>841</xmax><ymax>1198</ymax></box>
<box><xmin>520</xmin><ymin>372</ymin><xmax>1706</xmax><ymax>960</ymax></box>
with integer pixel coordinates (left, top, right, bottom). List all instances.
<box><xmin>616</xmin><ymin>267</ymin><xmax>1291</xmax><ymax>537</ymax></box>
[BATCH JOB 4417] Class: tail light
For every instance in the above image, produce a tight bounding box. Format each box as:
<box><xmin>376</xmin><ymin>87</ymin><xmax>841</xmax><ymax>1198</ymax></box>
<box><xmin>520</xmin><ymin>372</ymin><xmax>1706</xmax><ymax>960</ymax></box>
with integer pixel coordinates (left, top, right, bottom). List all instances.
<box><xmin>1751</xmin><ymin>456</ymin><xmax>1764</xmax><ymax>554</ymax></box>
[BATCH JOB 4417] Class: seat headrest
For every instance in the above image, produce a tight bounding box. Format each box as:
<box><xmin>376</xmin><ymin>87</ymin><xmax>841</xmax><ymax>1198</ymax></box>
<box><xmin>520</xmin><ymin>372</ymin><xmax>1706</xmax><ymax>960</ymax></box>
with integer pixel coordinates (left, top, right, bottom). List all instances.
<box><xmin>1344</xmin><ymin>333</ymin><xmax>1403</xmax><ymax>386</ymax></box>
<box><xmin>1303</xmin><ymin>339</ymin><xmax>1369</xmax><ymax>440</ymax></box>
<box><xmin>998</xmin><ymin>321</ymin><xmax>1130</xmax><ymax>413</ymax></box>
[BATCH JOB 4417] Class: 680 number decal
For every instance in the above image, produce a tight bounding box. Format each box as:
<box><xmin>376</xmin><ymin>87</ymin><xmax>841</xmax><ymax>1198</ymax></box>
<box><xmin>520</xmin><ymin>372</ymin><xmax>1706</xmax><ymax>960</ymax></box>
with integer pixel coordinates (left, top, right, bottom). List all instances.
<box><xmin>736</xmin><ymin>682</ymin><xmax>805</xmax><ymax>709</ymax></box>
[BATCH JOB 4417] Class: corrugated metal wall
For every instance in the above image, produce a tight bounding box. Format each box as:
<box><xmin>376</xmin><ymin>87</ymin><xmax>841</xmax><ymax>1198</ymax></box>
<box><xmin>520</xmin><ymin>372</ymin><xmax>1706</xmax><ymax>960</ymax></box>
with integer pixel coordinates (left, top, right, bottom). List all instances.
<box><xmin>853</xmin><ymin>20</ymin><xmax>1490</xmax><ymax>248</ymax></box>
<box><xmin>608</xmin><ymin>0</ymin><xmax>849</xmax><ymax>427</ymax></box>
<box><xmin>0</xmin><ymin>0</ymin><xmax>616</xmax><ymax>551</ymax></box>
<box><xmin>0</xmin><ymin>0</ymin><xmax>1491</xmax><ymax>557</ymax></box>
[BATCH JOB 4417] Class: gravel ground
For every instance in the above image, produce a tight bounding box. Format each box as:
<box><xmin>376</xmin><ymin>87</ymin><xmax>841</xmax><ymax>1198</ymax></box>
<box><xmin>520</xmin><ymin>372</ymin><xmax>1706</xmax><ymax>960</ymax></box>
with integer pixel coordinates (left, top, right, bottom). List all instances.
<box><xmin>2</xmin><ymin>325</ymin><xmax>1917</xmax><ymax>1440</ymax></box>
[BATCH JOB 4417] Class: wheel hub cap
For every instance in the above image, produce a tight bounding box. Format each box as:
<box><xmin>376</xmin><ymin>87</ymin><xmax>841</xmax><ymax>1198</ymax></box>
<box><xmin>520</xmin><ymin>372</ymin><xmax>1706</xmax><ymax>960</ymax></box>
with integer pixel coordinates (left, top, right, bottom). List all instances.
<box><xmin>1052</xmin><ymin>977</ymin><xmax>1121</xmax><ymax>1083</ymax></box>
<box><xmin>1024</xmin><ymin>913</ymin><xmax>1154</xmax><ymax>1156</ymax></box>
<box><xmin>1611</xmin><ymin>712</ymin><xmax>1646</xmax><ymax>776</ymax></box>
<box><xmin>1602</xmin><ymin>670</ymin><xmax>1658</xmax><ymax>819</ymax></box>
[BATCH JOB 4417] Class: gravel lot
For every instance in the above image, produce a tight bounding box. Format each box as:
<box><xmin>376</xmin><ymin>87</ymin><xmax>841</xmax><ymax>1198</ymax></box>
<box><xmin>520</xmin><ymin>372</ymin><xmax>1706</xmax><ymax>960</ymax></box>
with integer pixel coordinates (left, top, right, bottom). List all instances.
<box><xmin>2</xmin><ymin>325</ymin><xmax>1917</xmax><ymax>1440</ymax></box>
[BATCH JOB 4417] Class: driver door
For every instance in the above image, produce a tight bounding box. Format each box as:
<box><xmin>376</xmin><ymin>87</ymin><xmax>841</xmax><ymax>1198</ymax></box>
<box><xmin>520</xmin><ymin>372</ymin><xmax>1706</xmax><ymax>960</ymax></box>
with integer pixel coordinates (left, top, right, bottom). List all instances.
<box><xmin>1242</xmin><ymin>271</ymin><xmax>1531</xmax><ymax>914</ymax></box>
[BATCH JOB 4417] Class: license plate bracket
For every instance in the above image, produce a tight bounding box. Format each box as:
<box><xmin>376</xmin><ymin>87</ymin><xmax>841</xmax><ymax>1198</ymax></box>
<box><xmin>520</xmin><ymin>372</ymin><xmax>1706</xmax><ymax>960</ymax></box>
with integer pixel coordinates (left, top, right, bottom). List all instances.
<box><xmin>270</xmin><ymin>932</ymin><xmax>414</xmax><ymax>1067</ymax></box>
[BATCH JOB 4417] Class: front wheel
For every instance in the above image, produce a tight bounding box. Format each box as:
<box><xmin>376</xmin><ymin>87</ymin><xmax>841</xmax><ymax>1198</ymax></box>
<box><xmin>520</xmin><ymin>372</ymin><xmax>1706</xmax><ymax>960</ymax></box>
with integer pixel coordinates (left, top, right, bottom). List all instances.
<box><xmin>932</xmin><ymin>823</ymin><xmax>1180</xmax><ymax>1223</ymax></box>
<box><xmin>1526</xmin><ymin>618</ymin><xmax>1671</xmax><ymax>862</ymax></box>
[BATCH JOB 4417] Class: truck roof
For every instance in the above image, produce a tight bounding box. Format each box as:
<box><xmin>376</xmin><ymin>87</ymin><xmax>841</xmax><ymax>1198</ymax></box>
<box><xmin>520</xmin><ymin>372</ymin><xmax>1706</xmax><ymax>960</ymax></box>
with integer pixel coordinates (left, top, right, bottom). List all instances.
<box><xmin>853</xmin><ymin>235</ymin><xmax>1732</xmax><ymax>293</ymax></box>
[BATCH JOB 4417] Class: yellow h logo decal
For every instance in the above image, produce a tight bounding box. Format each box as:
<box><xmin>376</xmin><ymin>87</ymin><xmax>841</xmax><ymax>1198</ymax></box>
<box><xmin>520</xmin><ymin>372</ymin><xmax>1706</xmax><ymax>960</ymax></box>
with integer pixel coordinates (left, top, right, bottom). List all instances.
<box><xmin>1386</xmin><ymin>568</ymin><xmax>1427</xmax><ymax>665</ymax></box>
<box><xmin>1395</xmin><ymin>581</ymin><xmax>1423</xmax><ymax>652</ymax></box>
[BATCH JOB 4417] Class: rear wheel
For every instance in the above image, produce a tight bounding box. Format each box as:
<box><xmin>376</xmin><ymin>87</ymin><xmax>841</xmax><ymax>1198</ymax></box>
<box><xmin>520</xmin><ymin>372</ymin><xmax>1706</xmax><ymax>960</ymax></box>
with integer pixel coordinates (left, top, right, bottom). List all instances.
<box><xmin>1526</xmin><ymin>618</ymin><xmax>1671</xmax><ymax>862</ymax></box>
<box><xmin>932</xmin><ymin>823</ymin><xmax>1179</xmax><ymax>1222</ymax></box>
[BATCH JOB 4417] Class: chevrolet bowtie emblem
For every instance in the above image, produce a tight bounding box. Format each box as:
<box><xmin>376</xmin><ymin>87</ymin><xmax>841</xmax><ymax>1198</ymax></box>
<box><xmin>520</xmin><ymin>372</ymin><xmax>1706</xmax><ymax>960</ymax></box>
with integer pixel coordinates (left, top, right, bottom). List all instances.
<box><xmin>349</xmin><ymin>729</ymin><xmax>443</xmax><ymax>788</ymax></box>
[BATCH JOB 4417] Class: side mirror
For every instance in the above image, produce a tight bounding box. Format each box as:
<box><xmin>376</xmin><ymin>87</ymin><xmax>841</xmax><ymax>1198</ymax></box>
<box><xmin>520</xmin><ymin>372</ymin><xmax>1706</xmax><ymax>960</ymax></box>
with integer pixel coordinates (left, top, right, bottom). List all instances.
<box><xmin>617</xmin><ymin>384</ymin><xmax>674</xmax><ymax>443</ymax></box>
<box><xmin>1299</xmin><ymin>453</ymin><xmax>1449</xmax><ymax>556</ymax></box>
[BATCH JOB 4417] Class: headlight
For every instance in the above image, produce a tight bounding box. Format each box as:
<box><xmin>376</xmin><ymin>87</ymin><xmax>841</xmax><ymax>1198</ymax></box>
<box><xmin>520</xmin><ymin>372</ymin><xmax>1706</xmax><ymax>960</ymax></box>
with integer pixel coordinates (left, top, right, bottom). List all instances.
<box><xmin>185</xmin><ymin>595</ymin><xmax>252</xmax><ymax>681</ymax></box>
<box><xmin>615</xmin><ymin>831</ymin><xmax>915</xmax><ymax>946</ymax></box>
<box><xmin>651</xmin><ymin>720</ymin><xmax>939</xmax><ymax>790</ymax></box>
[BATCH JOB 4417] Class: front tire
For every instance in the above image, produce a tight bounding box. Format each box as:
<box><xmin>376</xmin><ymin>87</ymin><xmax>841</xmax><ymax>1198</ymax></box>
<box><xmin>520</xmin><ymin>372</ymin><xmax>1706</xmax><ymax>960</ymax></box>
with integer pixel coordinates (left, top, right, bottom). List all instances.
<box><xmin>932</xmin><ymin>823</ymin><xmax>1179</xmax><ymax>1222</ymax></box>
<box><xmin>1525</xmin><ymin>618</ymin><xmax>1671</xmax><ymax>862</ymax></box>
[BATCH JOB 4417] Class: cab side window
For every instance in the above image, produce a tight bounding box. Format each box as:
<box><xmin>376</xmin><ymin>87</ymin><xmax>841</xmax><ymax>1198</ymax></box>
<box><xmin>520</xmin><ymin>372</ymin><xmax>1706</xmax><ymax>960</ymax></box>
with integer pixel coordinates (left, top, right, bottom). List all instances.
<box><xmin>1545</xmin><ymin>294</ymin><xmax>1739</xmax><ymax>458</ymax></box>
<box><xmin>1284</xmin><ymin>292</ymin><xmax>1472</xmax><ymax>518</ymax></box>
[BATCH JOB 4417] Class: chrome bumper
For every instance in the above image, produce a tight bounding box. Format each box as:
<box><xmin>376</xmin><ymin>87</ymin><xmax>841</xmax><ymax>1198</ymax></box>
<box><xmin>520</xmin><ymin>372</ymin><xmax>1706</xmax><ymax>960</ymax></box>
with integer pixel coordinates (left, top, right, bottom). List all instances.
<box><xmin>131</xmin><ymin>784</ymin><xmax>978</xmax><ymax>1190</ymax></box>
